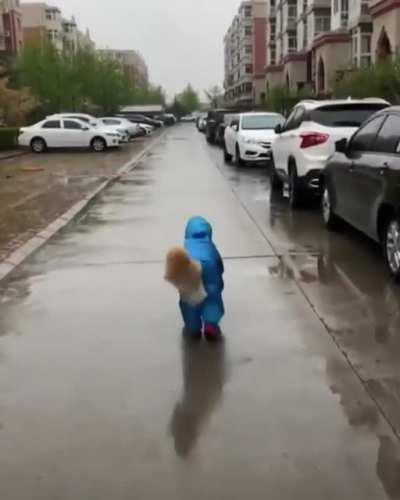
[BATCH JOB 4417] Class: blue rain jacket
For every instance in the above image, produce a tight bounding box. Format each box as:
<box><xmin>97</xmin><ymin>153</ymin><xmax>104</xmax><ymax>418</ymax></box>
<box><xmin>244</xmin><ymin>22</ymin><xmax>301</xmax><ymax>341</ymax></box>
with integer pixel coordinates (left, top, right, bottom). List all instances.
<box><xmin>180</xmin><ymin>217</ymin><xmax>225</xmax><ymax>328</ymax></box>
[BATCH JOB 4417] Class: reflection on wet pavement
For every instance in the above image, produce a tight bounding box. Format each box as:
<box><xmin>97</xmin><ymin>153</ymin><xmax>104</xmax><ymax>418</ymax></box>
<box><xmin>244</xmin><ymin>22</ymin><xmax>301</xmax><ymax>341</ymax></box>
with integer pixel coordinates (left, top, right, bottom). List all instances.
<box><xmin>170</xmin><ymin>338</ymin><xmax>227</xmax><ymax>459</ymax></box>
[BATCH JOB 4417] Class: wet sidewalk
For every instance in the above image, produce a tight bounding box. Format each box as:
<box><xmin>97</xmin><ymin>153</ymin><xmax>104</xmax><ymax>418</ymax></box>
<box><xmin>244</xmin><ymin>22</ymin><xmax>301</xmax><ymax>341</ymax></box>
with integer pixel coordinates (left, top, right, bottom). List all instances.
<box><xmin>0</xmin><ymin>125</ymin><xmax>399</xmax><ymax>500</ymax></box>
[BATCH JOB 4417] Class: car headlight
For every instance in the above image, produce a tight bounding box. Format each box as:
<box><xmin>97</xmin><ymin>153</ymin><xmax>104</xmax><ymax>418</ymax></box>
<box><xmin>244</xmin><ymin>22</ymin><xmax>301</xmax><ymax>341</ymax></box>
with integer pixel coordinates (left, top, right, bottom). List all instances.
<box><xmin>244</xmin><ymin>138</ymin><xmax>258</xmax><ymax>144</ymax></box>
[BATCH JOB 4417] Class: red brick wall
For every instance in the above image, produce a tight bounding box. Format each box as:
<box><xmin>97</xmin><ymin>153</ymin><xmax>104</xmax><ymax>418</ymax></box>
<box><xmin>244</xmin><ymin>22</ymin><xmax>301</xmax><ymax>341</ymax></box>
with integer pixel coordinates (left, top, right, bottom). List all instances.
<box><xmin>2</xmin><ymin>10</ymin><xmax>23</xmax><ymax>54</ymax></box>
<box><xmin>253</xmin><ymin>17</ymin><xmax>267</xmax><ymax>77</ymax></box>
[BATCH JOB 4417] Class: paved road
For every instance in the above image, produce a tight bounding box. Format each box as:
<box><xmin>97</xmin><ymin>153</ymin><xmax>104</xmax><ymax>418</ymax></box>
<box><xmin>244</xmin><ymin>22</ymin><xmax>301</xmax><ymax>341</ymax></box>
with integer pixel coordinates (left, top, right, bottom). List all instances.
<box><xmin>0</xmin><ymin>124</ymin><xmax>399</xmax><ymax>500</ymax></box>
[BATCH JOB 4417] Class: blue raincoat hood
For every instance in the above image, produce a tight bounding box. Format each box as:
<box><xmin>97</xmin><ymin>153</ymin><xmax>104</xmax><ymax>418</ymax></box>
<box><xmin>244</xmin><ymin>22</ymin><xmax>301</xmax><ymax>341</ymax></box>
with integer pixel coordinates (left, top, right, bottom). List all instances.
<box><xmin>185</xmin><ymin>216</ymin><xmax>213</xmax><ymax>241</ymax></box>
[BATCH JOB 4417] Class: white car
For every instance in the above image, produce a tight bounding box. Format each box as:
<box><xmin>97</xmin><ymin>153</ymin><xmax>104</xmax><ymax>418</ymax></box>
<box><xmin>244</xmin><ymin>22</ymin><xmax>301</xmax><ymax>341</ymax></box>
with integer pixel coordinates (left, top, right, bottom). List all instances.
<box><xmin>138</xmin><ymin>123</ymin><xmax>154</xmax><ymax>135</ymax></box>
<box><xmin>224</xmin><ymin>112</ymin><xmax>285</xmax><ymax>165</ymax></box>
<box><xmin>98</xmin><ymin>117</ymin><xmax>141</xmax><ymax>138</ymax></box>
<box><xmin>18</xmin><ymin>118</ymin><xmax>121</xmax><ymax>153</ymax></box>
<box><xmin>271</xmin><ymin>98</ymin><xmax>389</xmax><ymax>207</ymax></box>
<box><xmin>49</xmin><ymin>113</ymin><xmax>129</xmax><ymax>143</ymax></box>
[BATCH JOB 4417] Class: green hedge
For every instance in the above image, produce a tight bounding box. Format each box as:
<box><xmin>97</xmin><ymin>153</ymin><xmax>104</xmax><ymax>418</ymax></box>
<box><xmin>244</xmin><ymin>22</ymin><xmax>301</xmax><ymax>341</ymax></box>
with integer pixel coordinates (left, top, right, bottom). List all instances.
<box><xmin>0</xmin><ymin>128</ymin><xmax>20</xmax><ymax>150</ymax></box>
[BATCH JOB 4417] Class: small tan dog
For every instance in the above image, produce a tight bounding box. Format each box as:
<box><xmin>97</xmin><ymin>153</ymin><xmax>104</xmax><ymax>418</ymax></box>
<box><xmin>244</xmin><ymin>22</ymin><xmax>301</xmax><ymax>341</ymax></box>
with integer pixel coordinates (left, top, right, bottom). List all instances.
<box><xmin>165</xmin><ymin>247</ymin><xmax>207</xmax><ymax>306</ymax></box>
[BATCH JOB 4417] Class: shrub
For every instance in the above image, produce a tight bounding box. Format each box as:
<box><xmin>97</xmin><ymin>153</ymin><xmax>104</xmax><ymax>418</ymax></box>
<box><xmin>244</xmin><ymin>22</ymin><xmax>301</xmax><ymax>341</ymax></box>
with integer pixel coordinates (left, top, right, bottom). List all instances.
<box><xmin>0</xmin><ymin>127</ymin><xmax>20</xmax><ymax>150</ymax></box>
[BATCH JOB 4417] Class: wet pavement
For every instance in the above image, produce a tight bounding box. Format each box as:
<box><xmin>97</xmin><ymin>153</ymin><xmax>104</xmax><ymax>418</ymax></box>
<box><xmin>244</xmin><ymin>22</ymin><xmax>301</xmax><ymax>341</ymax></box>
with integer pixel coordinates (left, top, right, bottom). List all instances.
<box><xmin>0</xmin><ymin>137</ymin><xmax>155</xmax><ymax>261</ymax></box>
<box><xmin>0</xmin><ymin>124</ymin><xmax>399</xmax><ymax>499</ymax></box>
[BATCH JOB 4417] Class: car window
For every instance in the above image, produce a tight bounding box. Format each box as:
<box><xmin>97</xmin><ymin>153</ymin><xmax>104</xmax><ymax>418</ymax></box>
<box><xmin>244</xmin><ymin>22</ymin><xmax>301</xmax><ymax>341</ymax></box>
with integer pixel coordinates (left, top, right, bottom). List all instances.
<box><xmin>42</xmin><ymin>120</ymin><xmax>61</xmax><ymax>129</ymax></box>
<box><xmin>349</xmin><ymin>116</ymin><xmax>386</xmax><ymax>152</ymax></box>
<box><xmin>64</xmin><ymin>120</ymin><xmax>82</xmax><ymax>130</ymax></box>
<box><xmin>103</xmin><ymin>119</ymin><xmax>119</xmax><ymax>125</ymax></box>
<box><xmin>284</xmin><ymin>107</ymin><xmax>304</xmax><ymax>131</ymax></box>
<box><xmin>310</xmin><ymin>104</ymin><xmax>388</xmax><ymax>128</ymax></box>
<box><xmin>374</xmin><ymin>115</ymin><xmax>400</xmax><ymax>154</ymax></box>
<box><xmin>241</xmin><ymin>115</ymin><xmax>285</xmax><ymax>130</ymax></box>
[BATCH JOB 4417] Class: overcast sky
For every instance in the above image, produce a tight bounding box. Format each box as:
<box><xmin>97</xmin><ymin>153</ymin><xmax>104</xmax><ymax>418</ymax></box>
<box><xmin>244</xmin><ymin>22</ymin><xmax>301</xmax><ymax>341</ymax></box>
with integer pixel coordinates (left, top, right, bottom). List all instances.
<box><xmin>24</xmin><ymin>0</ymin><xmax>238</xmax><ymax>99</ymax></box>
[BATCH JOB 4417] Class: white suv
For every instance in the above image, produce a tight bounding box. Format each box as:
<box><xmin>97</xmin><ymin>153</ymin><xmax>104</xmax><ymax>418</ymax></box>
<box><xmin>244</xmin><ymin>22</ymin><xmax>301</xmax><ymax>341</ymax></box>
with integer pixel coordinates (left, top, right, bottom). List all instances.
<box><xmin>224</xmin><ymin>112</ymin><xmax>285</xmax><ymax>165</ymax></box>
<box><xmin>271</xmin><ymin>98</ymin><xmax>389</xmax><ymax>207</ymax></box>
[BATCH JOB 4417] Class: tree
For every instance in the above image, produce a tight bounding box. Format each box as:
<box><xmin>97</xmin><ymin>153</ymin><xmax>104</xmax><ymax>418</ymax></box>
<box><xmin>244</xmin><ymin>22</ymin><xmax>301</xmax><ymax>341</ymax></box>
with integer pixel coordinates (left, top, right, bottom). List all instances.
<box><xmin>178</xmin><ymin>84</ymin><xmax>200</xmax><ymax>113</ymax></box>
<box><xmin>14</xmin><ymin>42</ymin><xmax>167</xmax><ymax>118</ymax></box>
<box><xmin>0</xmin><ymin>77</ymin><xmax>38</xmax><ymax>125</ymax></box>
<box><xmin>167</xmin><ymin>97</ymin><xmax>187</xmax><ymax>118</ymax></box>
<box><xmin>205</xmin><ymin>85</ymin><xmax>224</xmax><ymax>109</ymax></box>
<box><xmin>333</xmin><ymin>59</ymin><xmax>400</xmax><ymax>103</ymax></box>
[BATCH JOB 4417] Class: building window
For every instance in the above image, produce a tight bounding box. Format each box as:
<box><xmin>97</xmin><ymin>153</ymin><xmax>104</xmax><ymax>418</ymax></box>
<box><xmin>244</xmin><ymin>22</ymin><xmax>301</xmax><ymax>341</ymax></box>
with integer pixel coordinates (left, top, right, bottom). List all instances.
<box><xmin>245</xmin><ymin>26</ymin><xmax>252</xmax><ymax>36</ymax></box>
<box><xmin>244</xmin><ymin>6</ymin><xmax>252</xmax><ymax>17</ymax></box>
<box><xmin>315</xmin><ymin>16</ymin><xmax>331</xmax><ymax>35</ymax></box>
<box><xmin>245</xmin><ymin>64</ymin><xmax>253</xmax><ymax>74</ymax></box>
<box><xmin>288</xmin><ymin>4</ymin><xmax>297</xmax><ymax>18</ymax></box>
<box><xmin>360</xmin><ymin>55</ymin><xmax>371</xmax><ymax>67</ymax></box>
<box><xmin>361</xmin><ymin>34</ymin><xmax>371</xmax><ymax>53</ymax></box>
<box><xmin>246</xmin><ymin>45</ymin><xmax>252</xmax><ymax>54</ymax></box>
<box><xmin>288</xmin><ymin>35</ymin><xmax>297</xmax><ymax>52</ymax></box>
<box><xmin>270</xmin><ymin>49</ymin><xmax>276</xmax><ymax>65</ymax></box>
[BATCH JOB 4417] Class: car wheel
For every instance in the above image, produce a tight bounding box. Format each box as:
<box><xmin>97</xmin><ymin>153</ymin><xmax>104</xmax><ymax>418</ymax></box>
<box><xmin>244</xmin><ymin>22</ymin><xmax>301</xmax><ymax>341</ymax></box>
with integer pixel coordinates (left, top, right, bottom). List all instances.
<box><xmin>322</xmin><ymin>184</ymin><xmax>340</xmax><ymax>230</ymax></box>
<box><xmin>270</xmin><ymin>159</ymin><xmax>283</xmax><ymax>191</ymax></box>
<box><xmin>288</xmin><ymin>163</ymin><xmax>302</xmax><ymax>208</ymax></box>
<box><xmin>384</xmin><ymin>218</ymin><xmax>400</xmax><ymax>280</ymax></box>
<box><xmin>235</xmin><ymin>144</ymin><xmax>244</xmax><ymax>166</ymax></box>
<box><xmin>224</xmin><ymin>145</ymin><xmax>232</xmax><ymax>163</ymax></box>
<box><xmin>91</xmin><ymin>137</ymin><xmax>107</xmax><ymax>153</ymax></box>
<box><xmin>30</xmin><ymin>137</ymin><xmax>47</xmax><ymax>153</ymax></box>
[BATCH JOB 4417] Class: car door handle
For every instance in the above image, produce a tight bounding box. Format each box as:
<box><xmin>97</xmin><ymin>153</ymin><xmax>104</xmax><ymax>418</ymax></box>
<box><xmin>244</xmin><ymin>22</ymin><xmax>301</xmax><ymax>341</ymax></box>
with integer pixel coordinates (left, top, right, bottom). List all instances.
<box><xmin>349</xmin><ymin>162</ymin><xmax>355</xmax><ymax>172</ymax></box>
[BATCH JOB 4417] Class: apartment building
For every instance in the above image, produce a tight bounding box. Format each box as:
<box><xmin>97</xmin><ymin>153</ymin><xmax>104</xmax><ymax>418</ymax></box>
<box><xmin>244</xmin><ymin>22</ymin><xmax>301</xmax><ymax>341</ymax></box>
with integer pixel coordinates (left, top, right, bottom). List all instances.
<box><xmin>21</xmin><ymin>2</ymin><xmax>94</xmax><ymax>53</ymax></box>
<box><xmin>224</xmin><ymin>0</ymin><xmax>267</xmax><ymax>106</ymax></box>
<box><xmin>0</xmin><ymin>0</ymin><xmax>23</xmax><ymax>55</ymax></box>
<box><xmin>98</xmin><ymin>49</ymin><xmax>149</xmax><ymax>88</ymax></box>
<box><xmin>264</xmin><ymin>0</ymin><xmax>395</xmax><ymax>95</ymax></box>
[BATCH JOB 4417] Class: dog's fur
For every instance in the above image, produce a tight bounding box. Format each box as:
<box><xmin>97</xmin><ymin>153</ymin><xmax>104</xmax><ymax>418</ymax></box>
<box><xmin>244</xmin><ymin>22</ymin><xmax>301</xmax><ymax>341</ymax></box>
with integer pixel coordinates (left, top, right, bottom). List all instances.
<box><xmin>165</xmin><ymin>247</ymin><xmax>207</xmax><ymax>306</ymax></box>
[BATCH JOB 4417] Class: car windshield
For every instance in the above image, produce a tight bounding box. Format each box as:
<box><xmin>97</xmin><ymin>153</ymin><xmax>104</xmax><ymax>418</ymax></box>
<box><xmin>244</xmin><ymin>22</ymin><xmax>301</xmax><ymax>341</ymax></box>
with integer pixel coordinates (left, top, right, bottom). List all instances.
<box><xmin>241</xmin><ymin>115</ymin><xmax>284</xmax><ymax>130</ymax></box>
<box><xmin>310</xmin><ymin>104</ymin><xmax>388</xmax><ymax>128</ymax></box>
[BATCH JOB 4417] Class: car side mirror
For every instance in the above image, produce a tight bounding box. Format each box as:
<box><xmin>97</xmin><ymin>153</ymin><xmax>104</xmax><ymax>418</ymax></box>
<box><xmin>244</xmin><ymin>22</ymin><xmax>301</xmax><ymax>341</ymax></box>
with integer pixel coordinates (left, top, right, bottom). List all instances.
<box><xmin>232</xmin><ymin>124</ymin><xmax>238</xmax><ymax>131</ymax></box>
<box><xmin>335</xmin><ymin>138</ymin><xmax>348</xmax><ymax>154</ymax></box>
<box><xmin>82</xmin><ymin>126</ymin><xmax>89</xmax><ymax>131</ymax></box>
<box><xmin>275</xmin><ymin>124</ymin><xmax>283</xmax><ymax>134</ymax></box>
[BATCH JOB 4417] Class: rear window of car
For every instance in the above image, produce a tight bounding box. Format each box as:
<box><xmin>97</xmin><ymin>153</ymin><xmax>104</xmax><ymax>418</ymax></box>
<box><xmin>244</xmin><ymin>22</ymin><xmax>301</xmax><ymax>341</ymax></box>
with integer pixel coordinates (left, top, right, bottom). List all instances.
<box><xmin>241</xmin><ymin>115</ymin><xmax>285</xmax><ymax>130</ymax></box>
<box><xmin>310</xmin><ymin>104</ymin><xmax>388</xmax><ymax>128</ymax></box>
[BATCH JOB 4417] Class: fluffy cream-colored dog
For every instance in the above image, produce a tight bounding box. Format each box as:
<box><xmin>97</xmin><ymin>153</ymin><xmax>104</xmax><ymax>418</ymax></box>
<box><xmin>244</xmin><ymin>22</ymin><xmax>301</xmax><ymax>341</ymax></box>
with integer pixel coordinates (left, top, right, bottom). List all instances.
<box><xmin>165</xmin><ymin>247</ymin><xmax>207</xmax><ymax>306</ymax></box>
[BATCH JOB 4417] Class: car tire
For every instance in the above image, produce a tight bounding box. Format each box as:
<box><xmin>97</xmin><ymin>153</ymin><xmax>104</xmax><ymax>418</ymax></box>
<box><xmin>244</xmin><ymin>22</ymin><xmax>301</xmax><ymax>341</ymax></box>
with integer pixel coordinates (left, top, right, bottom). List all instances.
<box><xmin>270</xmin><ymin>159</ymin><xmax>283</xmax><ymax>191</ymax></box>
<box><xmin>288</xmin><ymin>163</ymin><xmax>302</xmax><ymax>208</ymax></box>
<box><xmin>383</xmin><ymin>217</ymin><xmax>400</xmax><ymax>281</ymax></box>
<box><xmin>224</xmin><ymin>146</ymin><xmax>232</xmax><ymax>163</ymax></box>
<box><xmin>235</xmin><ymin>144</ymin><xmax>244</xmax><ymax>166</ymax></box>
<box><xmin>322</xmin><ymin>183</ymin><xmax>340</xmax><ymax>230</ymax></box>
<box><xmin>91</xmin><ymin>137</ymin><xmax>107</xmax><ymax>153</ymax></box>
<box><xmin>30</xmin><ymin>137</ymin><xmax>47</xmax><ymax>154</ymax></box>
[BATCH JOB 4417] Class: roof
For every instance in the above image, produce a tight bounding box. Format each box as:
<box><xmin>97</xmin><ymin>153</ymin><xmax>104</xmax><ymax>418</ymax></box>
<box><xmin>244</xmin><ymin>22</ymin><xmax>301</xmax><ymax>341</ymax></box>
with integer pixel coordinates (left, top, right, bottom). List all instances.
<box><xmin>120</xmin><ymin>105</ymin><xmax>164</xmax><ymax>114</ymax></box>
<box><xmin>297</xmin><ymin>98</ymin><xmax>390</xmax><ymax>110</ymax></box>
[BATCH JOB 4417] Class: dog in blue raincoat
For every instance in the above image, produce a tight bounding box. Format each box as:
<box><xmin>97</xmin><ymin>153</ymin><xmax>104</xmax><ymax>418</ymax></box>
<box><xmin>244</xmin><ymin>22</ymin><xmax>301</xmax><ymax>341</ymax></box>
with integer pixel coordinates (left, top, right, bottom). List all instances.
<box><xmin>165</xmin><ymin>217</ymin><xmax>224</xmax><ymax>341</ymax></box>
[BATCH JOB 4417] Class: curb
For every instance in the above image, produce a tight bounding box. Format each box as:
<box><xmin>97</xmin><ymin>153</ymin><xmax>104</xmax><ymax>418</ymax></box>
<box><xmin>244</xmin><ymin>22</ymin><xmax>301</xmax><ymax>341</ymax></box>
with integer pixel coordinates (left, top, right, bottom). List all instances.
<box><xmin>0</xmin><ymin>151</ymin><xmax>29</xmax><ymax>162</ymax></box>
<box><xmin>0</xmin><ymin>130</ymin><xmax>167</xmax><ymax>284</ymax></box>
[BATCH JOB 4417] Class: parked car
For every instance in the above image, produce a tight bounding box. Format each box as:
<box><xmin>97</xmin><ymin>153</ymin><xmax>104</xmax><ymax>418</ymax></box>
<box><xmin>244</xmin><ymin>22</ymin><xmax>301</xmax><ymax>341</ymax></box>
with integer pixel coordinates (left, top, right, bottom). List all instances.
<box><xmin>205</xmin><ymin>109</ymin><xmax>231</xmax><ymax>144</ymax></box>
<box><xmin>196</xmin><ymin>115</ymin><xmax>207</xmax><ymax>132</ymax></box>
<box><xmin>117</xmin><ymin>114</ymin><xmax>162</xmax><ymax>129</ymax></box>
<box><xmin>18</xmin><ymin>118</ymin><xmax>122</xmax><ymax>153</ymax></box>
<box><xmin>321</xmin><ymin>106</ymin><xmax>400</xmax><ymax>280</ymax></box>
<box><xmin>224</xmin><ymin>112</ymin><xmax>285</xmax><ymax>165</ymax></box>
<box><xmin>98</xmin><ymin>117</ymin><xmax>141</xmax><ymax>138</ymax></box>
<box><xmin>271</xmin><ymin>98</ymin><xmax>389</xmax><ymax>207</ymax></box>
<box><xmin>157</xmin><ymin>113</ymin><xmax>176</xmax><ymax>126</ymax></box>
<box><xmin>181</xmin><ymin>114</ymin><xmax>196</xmax><ymax>122</ymax></box>
<box><xmin>215</xmin><ymin>113</ymin><xmax>238</xmax><ymax>147</ymax></box>
<box><xmin>49</xmin><ymin>113</ymin><xmax>129</xmax><ymax>142</ymax></box>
